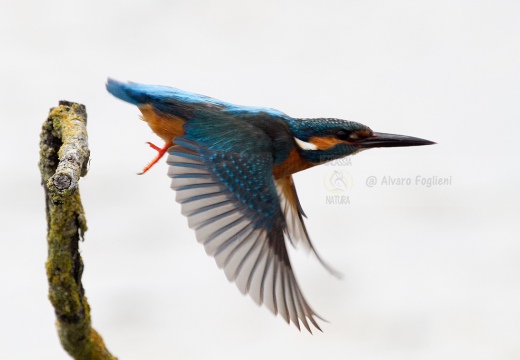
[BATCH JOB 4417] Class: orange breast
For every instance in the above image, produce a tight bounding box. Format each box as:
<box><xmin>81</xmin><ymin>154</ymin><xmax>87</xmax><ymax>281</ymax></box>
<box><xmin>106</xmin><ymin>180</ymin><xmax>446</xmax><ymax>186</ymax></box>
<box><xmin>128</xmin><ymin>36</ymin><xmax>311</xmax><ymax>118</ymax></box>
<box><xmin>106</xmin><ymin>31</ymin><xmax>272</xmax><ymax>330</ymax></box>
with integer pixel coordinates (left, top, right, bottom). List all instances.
<box><xmin>139</xmin><ymin>105</ymin><xmax>186</xmax><ymax>143</ymax></box>
<box><xmin>273</xmin><ymin>149</ymin><xmax>315</xmax><ymax>179</ymax></box>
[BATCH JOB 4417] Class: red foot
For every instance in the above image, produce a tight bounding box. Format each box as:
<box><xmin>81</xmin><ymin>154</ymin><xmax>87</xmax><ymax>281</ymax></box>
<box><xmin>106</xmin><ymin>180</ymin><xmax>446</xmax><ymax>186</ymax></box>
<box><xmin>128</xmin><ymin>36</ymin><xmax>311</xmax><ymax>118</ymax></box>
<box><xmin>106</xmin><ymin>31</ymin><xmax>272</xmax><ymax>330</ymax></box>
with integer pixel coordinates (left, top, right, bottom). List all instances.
<box><xmin>138</xmin><ymin>141</ymin><xmax>173</xmax><ymax>175</ymax></box>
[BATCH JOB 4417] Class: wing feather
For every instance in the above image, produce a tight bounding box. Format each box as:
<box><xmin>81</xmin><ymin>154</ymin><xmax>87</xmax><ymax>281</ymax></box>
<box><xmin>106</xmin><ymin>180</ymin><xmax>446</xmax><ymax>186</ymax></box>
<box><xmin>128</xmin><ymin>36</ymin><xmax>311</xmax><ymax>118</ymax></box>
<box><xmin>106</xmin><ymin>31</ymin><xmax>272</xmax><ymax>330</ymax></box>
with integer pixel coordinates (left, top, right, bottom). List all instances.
<box><xmin>276</xmin><ymin>176</ymin><xmax>342</xmax><ymax>279</ymax></box>
<box><xmin>167</xmin><ymin>137</ymin><xmax>323</xmax><ymax>332</ymax></box>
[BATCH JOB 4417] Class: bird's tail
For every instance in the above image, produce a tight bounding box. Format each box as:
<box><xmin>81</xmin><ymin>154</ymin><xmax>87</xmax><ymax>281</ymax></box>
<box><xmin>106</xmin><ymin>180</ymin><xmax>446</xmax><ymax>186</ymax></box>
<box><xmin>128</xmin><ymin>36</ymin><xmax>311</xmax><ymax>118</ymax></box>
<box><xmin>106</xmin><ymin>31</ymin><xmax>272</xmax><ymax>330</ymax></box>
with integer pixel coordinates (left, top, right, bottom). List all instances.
<box><xmin>106</xmin><ymin>78</ymin><xmax>145</xmax><ymax>105</ymax></box>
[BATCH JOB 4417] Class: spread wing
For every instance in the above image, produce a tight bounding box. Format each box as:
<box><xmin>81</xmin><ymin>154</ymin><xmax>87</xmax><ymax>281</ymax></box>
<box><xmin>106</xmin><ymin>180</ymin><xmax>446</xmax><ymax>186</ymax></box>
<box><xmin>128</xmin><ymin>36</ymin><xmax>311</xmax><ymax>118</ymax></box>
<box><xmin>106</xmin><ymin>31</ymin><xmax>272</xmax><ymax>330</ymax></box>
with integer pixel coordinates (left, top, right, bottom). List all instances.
<box><xmin>167</xmin><ymin>115</ymin><xmax>323</xmax><ymax>332</ymax></box>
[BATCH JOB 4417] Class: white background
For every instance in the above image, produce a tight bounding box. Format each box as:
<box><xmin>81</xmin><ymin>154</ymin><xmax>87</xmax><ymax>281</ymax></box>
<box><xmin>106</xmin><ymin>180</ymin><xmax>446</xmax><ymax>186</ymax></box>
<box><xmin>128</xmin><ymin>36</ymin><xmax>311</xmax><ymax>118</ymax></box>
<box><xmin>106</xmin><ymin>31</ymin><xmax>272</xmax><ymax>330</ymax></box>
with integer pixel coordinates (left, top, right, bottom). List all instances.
<box><xmin>1</xmin><ymin>1</ymin><xmax>519</xmax><ymax>359</ymax></box>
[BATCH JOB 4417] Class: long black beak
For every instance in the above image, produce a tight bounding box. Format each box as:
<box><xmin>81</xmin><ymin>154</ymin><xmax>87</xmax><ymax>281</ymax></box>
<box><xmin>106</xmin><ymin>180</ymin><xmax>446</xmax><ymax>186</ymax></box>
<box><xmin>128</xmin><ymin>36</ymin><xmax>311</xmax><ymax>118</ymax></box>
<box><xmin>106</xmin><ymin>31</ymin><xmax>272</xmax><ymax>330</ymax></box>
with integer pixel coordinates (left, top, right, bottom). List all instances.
<box><xmin>357</xmin><ymin>132</ymin><xmax>436</xmax><ymax>149</ymax></box>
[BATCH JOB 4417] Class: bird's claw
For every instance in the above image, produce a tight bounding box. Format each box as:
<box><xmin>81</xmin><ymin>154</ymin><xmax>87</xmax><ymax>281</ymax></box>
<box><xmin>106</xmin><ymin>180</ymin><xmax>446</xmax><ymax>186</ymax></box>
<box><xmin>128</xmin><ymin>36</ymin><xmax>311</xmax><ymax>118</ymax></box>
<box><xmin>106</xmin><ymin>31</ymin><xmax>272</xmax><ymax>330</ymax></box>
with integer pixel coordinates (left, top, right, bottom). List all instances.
<box><xmin>138</xmin><ymin>141</ymin><xmax>173</xmax><ymax>175</ymax></box>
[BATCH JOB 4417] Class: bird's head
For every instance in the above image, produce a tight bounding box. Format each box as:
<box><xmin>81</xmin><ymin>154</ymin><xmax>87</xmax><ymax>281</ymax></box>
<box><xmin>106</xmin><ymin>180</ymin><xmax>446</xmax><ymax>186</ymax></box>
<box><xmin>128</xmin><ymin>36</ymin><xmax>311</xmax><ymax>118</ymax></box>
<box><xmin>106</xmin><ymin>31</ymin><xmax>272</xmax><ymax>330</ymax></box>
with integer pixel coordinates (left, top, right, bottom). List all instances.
<box><xmin>288</xmin><ymin>118</ymin><xmax>435</xmax><ymax>164</ymax></box>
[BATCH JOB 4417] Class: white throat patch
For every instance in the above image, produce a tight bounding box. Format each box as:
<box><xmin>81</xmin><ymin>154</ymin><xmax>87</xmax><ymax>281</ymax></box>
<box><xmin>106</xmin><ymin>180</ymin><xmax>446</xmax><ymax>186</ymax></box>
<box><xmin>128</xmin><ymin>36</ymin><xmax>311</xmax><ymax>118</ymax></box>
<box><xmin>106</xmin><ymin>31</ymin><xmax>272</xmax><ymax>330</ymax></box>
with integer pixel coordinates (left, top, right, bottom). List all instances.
<box><xmin>294</xmin><ymin>137</ymin><xmax>318</xmax><ymax>151</ymax></box>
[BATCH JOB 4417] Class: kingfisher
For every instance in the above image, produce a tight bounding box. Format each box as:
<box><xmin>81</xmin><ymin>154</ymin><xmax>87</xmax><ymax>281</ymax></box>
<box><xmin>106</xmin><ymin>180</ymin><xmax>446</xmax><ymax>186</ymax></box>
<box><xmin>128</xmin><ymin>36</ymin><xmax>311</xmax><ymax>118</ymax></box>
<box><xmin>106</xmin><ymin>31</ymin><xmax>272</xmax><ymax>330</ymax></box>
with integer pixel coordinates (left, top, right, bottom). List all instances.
<box><xmin>106</xmin><ymin>79</ymin><xmax>434</xmax><ymax>333</ymax></box>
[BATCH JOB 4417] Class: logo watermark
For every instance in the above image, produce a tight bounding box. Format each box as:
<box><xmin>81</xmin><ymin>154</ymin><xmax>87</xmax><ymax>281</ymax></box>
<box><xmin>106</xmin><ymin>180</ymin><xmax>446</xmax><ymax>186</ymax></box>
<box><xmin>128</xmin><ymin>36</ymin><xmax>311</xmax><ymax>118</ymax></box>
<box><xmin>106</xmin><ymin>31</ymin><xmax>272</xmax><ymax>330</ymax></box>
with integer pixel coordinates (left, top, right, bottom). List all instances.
<box><xmin>320</xmin><ymin>155</ymin><xmax>451</xmax><ymax>204</ymax></box>
<box><xmin>323</xmin><ymin>169</ymin><xmax>352</xmax><ymax>205</ymax></box>
<box><xmin>365</xmin><ymin>175</ymin><xmax>453</xmax><ymax>187</ymax></box>
<box><xmin>323</xmin><ymin>156</ymin><xmax>353</xmax><ymax>167</ymax></box>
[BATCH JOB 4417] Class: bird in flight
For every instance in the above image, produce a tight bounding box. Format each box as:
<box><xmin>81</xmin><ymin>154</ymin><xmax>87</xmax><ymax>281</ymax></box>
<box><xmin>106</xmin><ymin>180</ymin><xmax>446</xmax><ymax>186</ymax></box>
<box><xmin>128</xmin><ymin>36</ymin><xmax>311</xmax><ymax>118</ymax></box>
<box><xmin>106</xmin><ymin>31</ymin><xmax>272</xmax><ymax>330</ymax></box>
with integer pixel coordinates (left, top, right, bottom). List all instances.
<box><xmin>106</xmin><ymin>79</ymin><xmax>434</xmax><ymax>332</ymax></box>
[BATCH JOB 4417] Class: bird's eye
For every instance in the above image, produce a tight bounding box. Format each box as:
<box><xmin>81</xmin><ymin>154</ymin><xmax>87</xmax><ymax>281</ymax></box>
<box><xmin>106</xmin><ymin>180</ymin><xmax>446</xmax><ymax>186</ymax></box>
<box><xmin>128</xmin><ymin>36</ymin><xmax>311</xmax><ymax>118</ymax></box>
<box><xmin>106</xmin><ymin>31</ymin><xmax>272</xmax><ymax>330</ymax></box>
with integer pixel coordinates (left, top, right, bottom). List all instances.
<box><xmin>336</xmin><ymin>130</ymin><xmax>354</xmax><ymax>141</ymax></box>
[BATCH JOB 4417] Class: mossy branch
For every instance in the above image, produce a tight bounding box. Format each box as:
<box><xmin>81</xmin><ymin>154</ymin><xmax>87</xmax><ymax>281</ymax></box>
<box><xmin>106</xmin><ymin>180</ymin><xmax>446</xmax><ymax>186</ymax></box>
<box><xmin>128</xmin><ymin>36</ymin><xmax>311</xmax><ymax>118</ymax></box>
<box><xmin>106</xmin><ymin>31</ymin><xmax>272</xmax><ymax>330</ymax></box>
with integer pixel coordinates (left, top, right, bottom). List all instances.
<box><xmin>39</xmin><ymin>101</ymin><xmax>117</xmax><ymax>360</ymax></box>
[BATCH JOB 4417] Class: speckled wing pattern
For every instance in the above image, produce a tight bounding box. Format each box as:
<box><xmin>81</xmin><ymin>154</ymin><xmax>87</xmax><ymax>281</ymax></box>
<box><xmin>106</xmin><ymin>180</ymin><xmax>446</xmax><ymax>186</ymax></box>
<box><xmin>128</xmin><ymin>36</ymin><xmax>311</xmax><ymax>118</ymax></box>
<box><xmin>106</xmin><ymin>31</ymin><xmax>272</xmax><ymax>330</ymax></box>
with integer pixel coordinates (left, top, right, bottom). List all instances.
<box><xmin>106</xmin><ymin>79</ymin><xmax>327</xmax><ymax>331</ymax></box>
<box><xmin>167</xmin><ymin>135</ymin><xmax>323</xmax><ymax>332</ymax></box>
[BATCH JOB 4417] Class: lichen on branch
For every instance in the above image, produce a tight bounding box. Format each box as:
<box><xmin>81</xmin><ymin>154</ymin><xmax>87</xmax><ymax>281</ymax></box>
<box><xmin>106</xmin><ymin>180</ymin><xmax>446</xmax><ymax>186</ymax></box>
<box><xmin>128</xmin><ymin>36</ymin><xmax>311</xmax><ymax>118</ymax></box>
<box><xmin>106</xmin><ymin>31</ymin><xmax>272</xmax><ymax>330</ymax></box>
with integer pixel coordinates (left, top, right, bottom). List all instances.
<box><xmin>39</xmin><ymin>101</ymin><xmax>117</xmax><ymax>360</ymax></box>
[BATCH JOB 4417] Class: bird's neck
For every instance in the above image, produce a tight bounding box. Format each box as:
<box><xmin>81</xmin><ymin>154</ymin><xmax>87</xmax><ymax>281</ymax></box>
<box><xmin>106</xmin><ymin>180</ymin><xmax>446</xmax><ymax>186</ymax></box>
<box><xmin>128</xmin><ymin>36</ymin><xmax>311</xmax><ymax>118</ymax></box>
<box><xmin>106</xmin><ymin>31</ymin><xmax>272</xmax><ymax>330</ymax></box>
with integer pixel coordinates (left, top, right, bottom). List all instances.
<box><xmin>273</xmin><ymin>148</ymin><xmax>316</xmax><ymax>179</ymax></box>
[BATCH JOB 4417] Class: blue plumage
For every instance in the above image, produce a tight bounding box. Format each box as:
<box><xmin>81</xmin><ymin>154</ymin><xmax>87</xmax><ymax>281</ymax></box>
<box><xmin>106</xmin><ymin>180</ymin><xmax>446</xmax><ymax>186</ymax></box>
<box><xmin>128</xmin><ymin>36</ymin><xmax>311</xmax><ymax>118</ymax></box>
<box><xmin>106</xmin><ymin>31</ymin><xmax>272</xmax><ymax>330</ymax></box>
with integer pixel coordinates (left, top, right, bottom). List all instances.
<box><xmin>106</xmin><ymin>78</ymin><xmax>287</xmax><ymax>118</ymax></box>
<box><xmin>106</xmin><ymin>78</ymin><xmax>434</xmax><ymax>332</ymax></box>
